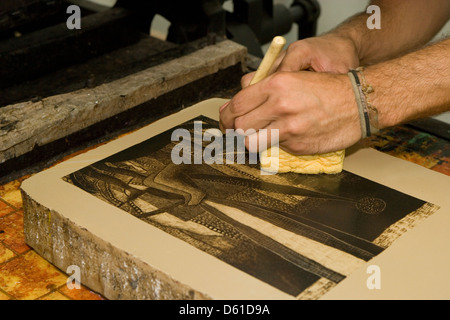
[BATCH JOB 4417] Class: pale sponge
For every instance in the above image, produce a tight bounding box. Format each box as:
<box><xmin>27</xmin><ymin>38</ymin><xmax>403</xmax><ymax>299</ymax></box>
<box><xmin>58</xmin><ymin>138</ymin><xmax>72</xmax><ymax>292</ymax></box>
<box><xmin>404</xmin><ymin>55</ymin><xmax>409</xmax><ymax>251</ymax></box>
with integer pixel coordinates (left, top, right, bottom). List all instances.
<box><xmin>260</xmin><ymin>147</ymin><xmax>345</xmax><ymax>174</ymax></box>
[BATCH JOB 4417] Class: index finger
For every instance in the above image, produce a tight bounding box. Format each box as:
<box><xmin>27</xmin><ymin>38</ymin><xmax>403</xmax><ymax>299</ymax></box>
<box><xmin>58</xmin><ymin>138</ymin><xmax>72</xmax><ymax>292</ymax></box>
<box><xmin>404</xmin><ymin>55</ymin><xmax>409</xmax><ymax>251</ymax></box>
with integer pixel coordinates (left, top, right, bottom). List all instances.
<box><xmin>219</xmin><ymin>80</ymin><xmax>269</xmax><ymax>131</ymax></box>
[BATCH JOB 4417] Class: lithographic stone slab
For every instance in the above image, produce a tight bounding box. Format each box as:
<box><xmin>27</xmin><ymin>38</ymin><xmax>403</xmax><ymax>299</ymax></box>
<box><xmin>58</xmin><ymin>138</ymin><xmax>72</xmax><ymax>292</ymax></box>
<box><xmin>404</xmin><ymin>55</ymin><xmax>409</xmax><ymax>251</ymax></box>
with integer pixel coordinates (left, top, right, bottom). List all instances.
<box><xmin>21</xmin><ymin>98</ymin><xmax>450</xmax><ymax>300</ymax></box>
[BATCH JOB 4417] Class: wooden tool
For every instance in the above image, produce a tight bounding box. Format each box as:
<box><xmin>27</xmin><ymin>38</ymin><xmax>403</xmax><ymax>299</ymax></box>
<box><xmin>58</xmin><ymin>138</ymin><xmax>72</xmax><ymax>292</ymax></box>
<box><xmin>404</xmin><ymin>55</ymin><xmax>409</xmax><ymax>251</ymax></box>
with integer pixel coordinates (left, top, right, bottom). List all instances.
<box><xmin>251</xmin><ymin>36</ymin><xmax>346</xmax><ymax>174</ymax></box>
<box><xmin>249</xmin><ymin>36</ymin><xmax>286</xmax><ymax>85</ymax></box>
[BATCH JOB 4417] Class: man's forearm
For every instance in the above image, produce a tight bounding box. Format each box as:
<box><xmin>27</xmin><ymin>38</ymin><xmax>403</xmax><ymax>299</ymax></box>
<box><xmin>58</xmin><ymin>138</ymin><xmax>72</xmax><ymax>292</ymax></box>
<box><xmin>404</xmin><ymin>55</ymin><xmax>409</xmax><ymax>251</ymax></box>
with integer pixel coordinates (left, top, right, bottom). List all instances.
<box><xmin>328</xmin><ymin>0</ymin><xmax>450</xmax><ymax>65</ymax></box>
<box><xmin>362</xmin><ymin>38</ymin><xmax>450</xmax><ymax>129</ymax></box>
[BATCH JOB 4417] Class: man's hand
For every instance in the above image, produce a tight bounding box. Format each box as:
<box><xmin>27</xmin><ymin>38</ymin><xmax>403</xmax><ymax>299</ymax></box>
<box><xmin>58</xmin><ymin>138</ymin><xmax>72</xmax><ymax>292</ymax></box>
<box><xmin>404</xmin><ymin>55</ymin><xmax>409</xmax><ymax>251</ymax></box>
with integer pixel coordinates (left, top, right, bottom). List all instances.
<box><xmin>226</xmin><ymin>33</ymin><xmax>361</xmax><ymax>156</ymax></box>
<box><xmin>220</xmin><ymin>0</ymin><xmax>450</xmax><ymax>156</ymax></box>
<box><xmin>240</xmin><ymin>34</ymin><xmax>360</xmax><ymax>88</ymax></box>
<box><xmin>220</xmin><ymin>71</ymin><xmax>362</xmax><ymax>155</ymax></box>
<box><xmin>220</xmin><ymin>38</ymin><xmax>450</xmax><ymax>156</ymax></box>
<box><xmin>277</xmin><ymin>34</ymin><xmax>360</xmax><ymax>73</ymax></box>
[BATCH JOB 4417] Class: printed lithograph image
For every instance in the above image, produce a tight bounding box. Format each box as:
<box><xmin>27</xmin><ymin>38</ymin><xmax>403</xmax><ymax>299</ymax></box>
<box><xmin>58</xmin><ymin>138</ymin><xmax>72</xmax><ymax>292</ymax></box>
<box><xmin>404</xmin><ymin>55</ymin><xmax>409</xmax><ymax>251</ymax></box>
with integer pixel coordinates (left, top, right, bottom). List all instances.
<box><xmin>63</xmin><ymin>116</ymin><xmax>438</xmax><ymax>299</ymax></box>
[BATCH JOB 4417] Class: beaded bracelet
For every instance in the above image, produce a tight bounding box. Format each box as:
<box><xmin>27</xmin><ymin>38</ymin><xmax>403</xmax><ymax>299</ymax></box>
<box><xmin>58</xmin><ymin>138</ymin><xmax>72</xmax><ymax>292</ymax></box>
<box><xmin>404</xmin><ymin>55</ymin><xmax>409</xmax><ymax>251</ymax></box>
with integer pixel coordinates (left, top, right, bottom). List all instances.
<box><xmin>348</xmin><ymin>68</ymin><xmax>379</xmax><ymax>138</ymax></box>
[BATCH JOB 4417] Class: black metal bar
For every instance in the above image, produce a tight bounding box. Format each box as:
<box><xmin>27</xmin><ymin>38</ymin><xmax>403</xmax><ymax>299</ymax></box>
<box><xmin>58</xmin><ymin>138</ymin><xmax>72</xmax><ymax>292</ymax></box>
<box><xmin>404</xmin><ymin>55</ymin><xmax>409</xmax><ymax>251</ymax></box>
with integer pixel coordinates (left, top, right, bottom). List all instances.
<box><xmin>0</xmin><ymin>7</ymin><xmax>141</xmax><ymax>89</ymax></box>
<box><xmin>407</xmin><ymin>118</ymin><xmax>450</xmax><ymax>141</ymax></box>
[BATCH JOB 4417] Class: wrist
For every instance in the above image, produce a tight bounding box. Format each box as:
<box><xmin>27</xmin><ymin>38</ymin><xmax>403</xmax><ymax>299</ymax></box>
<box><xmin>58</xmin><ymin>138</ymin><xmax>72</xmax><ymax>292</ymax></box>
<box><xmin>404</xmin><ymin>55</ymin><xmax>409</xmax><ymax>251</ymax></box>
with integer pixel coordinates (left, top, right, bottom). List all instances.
<box><xmin>331</xmin><ymin>73</ymin><xmax>363</xmax><ymax>143</ymax></box>
<box><xmin>347</xmin><ymin>68</ymin><xmax>380</xmax><ymax>138</ymax></box>
<box><xmin>320</xmin><ymin>33</ymin><xmax>361</xmax><ymax>69</ymax></box>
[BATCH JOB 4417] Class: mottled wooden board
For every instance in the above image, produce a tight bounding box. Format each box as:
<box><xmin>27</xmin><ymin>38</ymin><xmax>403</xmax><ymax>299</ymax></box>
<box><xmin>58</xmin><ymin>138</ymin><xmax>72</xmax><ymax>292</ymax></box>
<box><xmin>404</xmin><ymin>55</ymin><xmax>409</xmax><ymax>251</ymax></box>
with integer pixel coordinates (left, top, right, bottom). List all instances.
<box><xmin>0</xmin><ymin>40</ymin><xmax>246</xmax><ymax>181</ymax></box>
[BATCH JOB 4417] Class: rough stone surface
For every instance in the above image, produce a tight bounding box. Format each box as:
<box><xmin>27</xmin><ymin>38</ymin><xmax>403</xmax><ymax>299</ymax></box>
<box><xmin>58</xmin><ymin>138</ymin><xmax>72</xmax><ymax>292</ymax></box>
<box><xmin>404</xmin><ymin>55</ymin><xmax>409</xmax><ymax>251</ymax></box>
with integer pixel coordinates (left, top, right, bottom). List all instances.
<box><xmin>21</xmin><ymin>189</ymin><xmax>211</xmax><ymax>300</ymax></box>
<box><xmin>0</xmin><ymin>40</ymin><xmax>247</xmax><ymax>164</ymax></box>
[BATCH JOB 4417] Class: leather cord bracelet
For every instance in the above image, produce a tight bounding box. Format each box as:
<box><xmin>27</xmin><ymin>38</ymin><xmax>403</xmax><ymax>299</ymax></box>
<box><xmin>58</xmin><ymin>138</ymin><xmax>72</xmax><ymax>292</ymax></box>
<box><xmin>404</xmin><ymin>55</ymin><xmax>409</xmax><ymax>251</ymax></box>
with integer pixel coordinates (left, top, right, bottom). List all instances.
<box><xmin>356</xmin><ymin>67</ymin><xmax>379</xmax><ymax>134</ymax></box>
<box><xmin>348</xmin><ymin>68</ymin><xmax>379</xmax><ymax>138</ymax></box>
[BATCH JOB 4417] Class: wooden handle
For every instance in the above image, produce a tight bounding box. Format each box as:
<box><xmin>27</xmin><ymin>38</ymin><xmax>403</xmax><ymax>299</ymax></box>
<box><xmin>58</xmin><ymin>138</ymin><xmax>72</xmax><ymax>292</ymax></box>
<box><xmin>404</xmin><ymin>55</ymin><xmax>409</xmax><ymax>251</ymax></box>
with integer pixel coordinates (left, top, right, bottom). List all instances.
<box><xmin>250</xmin><ymin>36</ymin><xmax>286</xmax><ymax>85</ymax></box>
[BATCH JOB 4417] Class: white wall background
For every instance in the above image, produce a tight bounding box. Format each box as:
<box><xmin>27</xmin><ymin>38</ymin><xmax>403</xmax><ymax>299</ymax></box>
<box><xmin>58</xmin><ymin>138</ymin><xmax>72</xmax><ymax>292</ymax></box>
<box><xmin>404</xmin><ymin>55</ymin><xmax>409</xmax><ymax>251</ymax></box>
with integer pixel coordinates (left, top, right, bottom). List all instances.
<box><xmin>88</xmin><ymin>0</ymin><xmax>450</xmax><ymax>42</ymax></box>
<box><xmin>274</xmin><ymin>0</ymin><xmax>450</xmax><ymax>45</ymax></box>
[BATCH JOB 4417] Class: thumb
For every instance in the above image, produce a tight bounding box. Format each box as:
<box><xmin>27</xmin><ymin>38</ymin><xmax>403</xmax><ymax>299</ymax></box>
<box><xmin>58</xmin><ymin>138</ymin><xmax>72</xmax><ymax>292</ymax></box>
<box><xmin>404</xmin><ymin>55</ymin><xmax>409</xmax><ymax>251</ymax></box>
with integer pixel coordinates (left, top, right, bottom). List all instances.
<box><xmin>243</xmin><ymin>50</ymin><xmax>287</xmax><ymax>87</ymax></box>
<box><xmin>241</xmin><ymin>72</ymin><xmax>255</xmax><ymax>88</ymax></box>
<box><xmin>277</xmin><ymin>45</ymin><xmax>312</xmax><ymax>72</ymax></box>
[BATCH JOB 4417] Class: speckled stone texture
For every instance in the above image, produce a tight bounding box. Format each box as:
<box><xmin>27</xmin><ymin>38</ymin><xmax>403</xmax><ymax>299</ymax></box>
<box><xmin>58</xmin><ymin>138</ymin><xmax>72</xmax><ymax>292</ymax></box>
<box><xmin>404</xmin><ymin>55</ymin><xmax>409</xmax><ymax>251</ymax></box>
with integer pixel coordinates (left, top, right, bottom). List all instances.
<box><xmin>21</xmin><ymin>189</ymin><xmax>210</xmax><ymax>300</ymax></box>
<box><xmin>16</xmin><ymin>40</ymin><xmax>247</xmax><ymax>299</ymax></box>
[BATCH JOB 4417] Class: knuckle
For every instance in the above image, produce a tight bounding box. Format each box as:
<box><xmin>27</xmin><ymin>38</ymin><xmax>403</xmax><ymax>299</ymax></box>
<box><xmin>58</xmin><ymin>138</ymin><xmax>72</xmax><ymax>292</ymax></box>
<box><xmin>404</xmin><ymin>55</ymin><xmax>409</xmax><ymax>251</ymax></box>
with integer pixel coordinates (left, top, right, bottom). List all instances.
<box><xmin>276</xmin><ymin>99</ymin><xmax>293</xmax><ymax>114</ymax></box>
<box><xmin>267</xmin><ymin>72</ymin><xmax>290</xmax><ymax>90</ymax></box>
<box><xmin>289</xmin><ymin>40</ymin><xmax>312</xmax><ymax>57</ymax></box>
<box><xmin>287</xmin><ymin>40</ymin><xmax>306</xmax><ymax>52</ymax></box>
<box><xmin>272</xmin><ymin>95</ymin><xmax>297</xmax><ymax>116</ymax></box>
<box><xmin>228</xmin><ymin>97</ymin><xmax>243</xmax><ymax>115</ymax></box>
<box><xmin>284</xmin><ymin>119</ymin><xmax>300</xmax><ymax>136</ymax></box>
<box><xmin>234</xmin><ymin>116</ymin><xmax>247</xmax><ymax>130</ymax></box>
<box><xmin>284</xmin><ymin>117</ymin><xmax>309</xmax><ymax>138</ymax></box>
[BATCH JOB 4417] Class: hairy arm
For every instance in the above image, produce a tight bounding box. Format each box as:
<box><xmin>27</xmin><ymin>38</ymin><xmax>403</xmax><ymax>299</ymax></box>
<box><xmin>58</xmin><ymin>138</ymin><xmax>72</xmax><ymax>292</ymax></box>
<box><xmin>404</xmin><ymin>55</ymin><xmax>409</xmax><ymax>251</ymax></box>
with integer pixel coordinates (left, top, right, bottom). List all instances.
<box><xmin>366</xmin><ymin>37</ymin><xmax>450</xmax><ymax>128</ymax></box>
<box><xmin>220</xmin><ymin>38</ymin><xmax>450</xmax><ymax>155</ymax></box>
<box><xmin>274</xmin><ymin>0</ymin><xmax>450</xmax><ymax>75</ymax></box>
<box><xmin>221</xmin><ymin>1</ymin><xmax>450</xmax><ymax>155</ymax></box>
<box><xmin>331</xmin><ymin>0</ymin><xmax>450</xmax><ymax>65</ymax></box>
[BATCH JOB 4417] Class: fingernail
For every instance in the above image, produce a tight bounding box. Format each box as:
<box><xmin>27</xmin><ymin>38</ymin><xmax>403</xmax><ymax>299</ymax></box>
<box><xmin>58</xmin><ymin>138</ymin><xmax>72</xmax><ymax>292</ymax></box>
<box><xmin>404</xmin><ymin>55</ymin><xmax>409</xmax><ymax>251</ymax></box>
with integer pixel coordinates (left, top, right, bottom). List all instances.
<box><xmin>219</xmin><ymin>101</ymin><xmax>230</xmax><ymax>112</ymax></box>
